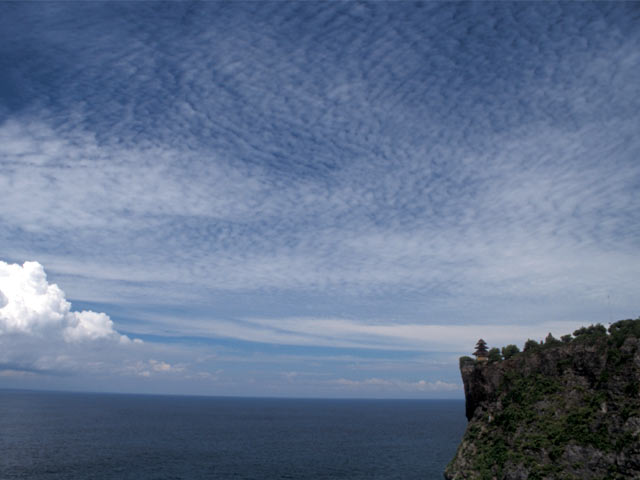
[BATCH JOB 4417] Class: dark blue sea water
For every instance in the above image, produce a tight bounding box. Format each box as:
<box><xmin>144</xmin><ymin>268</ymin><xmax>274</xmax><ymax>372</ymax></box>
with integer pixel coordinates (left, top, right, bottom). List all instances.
<box><xmin>0</xmin><ymin>390</ymin><xmax>466</xmax><ymax>480</ymax></box>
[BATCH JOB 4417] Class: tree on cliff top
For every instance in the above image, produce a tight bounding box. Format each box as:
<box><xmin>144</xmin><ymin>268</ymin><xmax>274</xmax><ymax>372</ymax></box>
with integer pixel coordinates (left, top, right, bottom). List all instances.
<box><xmin>523</xmin><ymin>338</ymin><xmax>541</xmax><ymax>352</ymax></box>
<box><xmin>487</xmin><ymin>347</ymin><xmax>502</xmax><ymax>363</ymax></box>
<box><xmin>501</xmin><ymin>344</ymin><xmax>520</xmax><ymax>360</ymax></box>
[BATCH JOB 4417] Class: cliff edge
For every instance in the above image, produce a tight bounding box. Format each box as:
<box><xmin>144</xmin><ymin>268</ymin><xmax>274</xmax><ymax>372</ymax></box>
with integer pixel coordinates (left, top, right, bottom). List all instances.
<box><xmin>445</xmin><ymin>318</ymin><xmax>640</xmax><ymax>480</ymax></box>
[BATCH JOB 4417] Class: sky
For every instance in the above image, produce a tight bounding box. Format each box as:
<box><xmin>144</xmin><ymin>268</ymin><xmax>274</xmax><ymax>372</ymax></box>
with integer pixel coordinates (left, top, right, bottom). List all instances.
<box><xmin>0</xmin><ymin>2</ymin><xmax>639</xmax><ymax>398</ymax></box>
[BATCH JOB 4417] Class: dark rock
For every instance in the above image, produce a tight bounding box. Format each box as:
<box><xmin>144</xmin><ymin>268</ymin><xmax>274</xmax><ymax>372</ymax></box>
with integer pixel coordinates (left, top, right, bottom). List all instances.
<box><xmin>445</xmin><ymin>319</ymin><xmax>640</xmax><ymax>480</ymax></box>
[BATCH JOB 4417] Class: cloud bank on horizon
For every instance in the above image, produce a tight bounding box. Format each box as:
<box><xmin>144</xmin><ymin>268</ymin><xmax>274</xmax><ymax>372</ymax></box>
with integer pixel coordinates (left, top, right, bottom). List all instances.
<box><xmin>0</xmin><ymin>2</ymin><xmax>638</xmax><ymax>396</ymax></box>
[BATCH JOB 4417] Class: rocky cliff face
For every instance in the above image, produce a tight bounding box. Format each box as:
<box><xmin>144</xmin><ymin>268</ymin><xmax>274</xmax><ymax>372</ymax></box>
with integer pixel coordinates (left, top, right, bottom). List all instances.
<box><xmin>445</xmin><ymin>319</ymin><xmax>640</xmax><ymax>480</ymax></box>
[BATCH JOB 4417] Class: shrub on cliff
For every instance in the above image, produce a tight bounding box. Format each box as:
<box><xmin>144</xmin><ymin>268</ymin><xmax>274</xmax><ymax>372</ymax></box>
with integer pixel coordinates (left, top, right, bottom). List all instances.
<box><xmin>488</xmin><ymin>347</ymin><xmax>502</xmax><ymax>363</ymax></box>
<box><xmin>459</xmin><ymin>356</ymin><xmax>474</xmax><ymax>368</ymax></box>
<box><xmin>573</xmin><ymin>323</ymin><xmax>607</xmax><ymax>340</ymax></box>
<box><xmin>501</xmin><ymin>344</ymin><xmax>520</xmax><ymax>360</ymax></box>
<box><xmin>543</xmin><ymin>332</ymin><xmax>562</xmax><ymax>347</ymax></box>
<box><xmin>523</xmin><ymin>339</ymin><xmax>541</xmax><ymax>352</ymax></box>
<box><xmin>609</xmin><ymin>318</ymin><xmax>640</xmax><ymax>347</ymax></box>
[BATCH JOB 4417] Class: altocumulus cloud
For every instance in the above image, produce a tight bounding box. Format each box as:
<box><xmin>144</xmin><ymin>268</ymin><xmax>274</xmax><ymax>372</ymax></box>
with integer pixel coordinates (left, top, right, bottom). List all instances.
<box><xmin>0</xmin><ymin>2</ymin><xmax>638</xmax><ymax>396</ymax></box>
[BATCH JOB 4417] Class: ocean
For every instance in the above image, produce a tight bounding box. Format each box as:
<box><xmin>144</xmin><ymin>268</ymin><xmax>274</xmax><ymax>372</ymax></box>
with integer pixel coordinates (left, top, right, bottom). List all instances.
<box><xmin>0</xmin><ymin>390</ymin><xmax>466</xmax><ymax>480</ymax></box>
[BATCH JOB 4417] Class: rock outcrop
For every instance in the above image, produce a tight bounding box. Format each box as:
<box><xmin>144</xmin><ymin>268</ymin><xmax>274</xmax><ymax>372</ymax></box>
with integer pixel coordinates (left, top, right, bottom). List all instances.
<box><xmin>445</xmin><ymin>319</ymin><xmax>640</xmax><ymax>480</ymax></box>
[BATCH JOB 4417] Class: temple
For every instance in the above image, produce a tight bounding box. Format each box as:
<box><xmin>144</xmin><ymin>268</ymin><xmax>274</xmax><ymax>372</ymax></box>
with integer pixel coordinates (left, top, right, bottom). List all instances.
<box><xmin>473</xmin><ymin>338</ymin><xmax>489</xmax><ymax>363</ymax></box>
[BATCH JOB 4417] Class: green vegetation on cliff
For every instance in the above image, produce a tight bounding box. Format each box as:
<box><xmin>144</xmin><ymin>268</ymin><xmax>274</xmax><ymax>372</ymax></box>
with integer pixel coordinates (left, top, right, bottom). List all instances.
<box><xmin>445</xmin><ymin>318</ymin><xmax>640</xmax><ymax>480</ymax></box>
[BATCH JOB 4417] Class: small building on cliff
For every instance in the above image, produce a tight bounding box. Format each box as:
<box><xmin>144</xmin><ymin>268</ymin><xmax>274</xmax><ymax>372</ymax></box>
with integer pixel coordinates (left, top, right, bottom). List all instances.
<box><xmin>473</xmin><ymin>338</ymin><xmax>489</xmax><ymax>363</ymax></box>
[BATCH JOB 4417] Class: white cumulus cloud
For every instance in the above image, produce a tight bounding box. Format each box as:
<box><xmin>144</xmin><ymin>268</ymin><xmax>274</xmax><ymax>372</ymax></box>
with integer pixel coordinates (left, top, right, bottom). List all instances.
<box><xmin>0</xmin><ymin>259</ymin><xmax>136</xmax><ymax>344</ymax></box>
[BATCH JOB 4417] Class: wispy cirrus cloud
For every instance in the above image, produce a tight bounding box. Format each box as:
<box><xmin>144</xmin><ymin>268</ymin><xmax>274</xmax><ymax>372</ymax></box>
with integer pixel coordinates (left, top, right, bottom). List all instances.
<box><xmin>2</xmin><ymin>116</ymin><xmax>636</xmax><ymax>313</ymax></box>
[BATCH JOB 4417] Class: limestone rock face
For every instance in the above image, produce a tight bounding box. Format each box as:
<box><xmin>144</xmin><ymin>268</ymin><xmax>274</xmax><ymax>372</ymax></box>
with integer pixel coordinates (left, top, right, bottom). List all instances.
<box><xmin>445</xmin><ymin>321</ymin><xmax>640</xmax><ymax>480</ymax></box>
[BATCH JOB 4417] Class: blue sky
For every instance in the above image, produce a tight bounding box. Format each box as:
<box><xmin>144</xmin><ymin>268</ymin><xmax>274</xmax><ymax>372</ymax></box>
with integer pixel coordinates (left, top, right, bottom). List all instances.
<box><xmin>0</xmin><ymin>2</ymin><xmax>638</xmax><ymax>398</ymax></box>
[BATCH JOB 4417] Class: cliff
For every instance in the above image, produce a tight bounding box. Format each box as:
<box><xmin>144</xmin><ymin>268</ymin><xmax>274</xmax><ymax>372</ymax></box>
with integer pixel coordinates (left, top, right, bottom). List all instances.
<box><xmin>445</xmin><ymin>319</ymin><xmax>640</xmax><ymax>480</ymax></box>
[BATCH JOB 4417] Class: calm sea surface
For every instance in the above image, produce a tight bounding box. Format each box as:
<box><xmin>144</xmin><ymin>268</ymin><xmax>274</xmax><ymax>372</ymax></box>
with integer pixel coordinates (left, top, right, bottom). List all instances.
<box><xmin>0</xmin><ymin>390</ymin><xmax>466</xmax><ymax>480</ymax></box>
